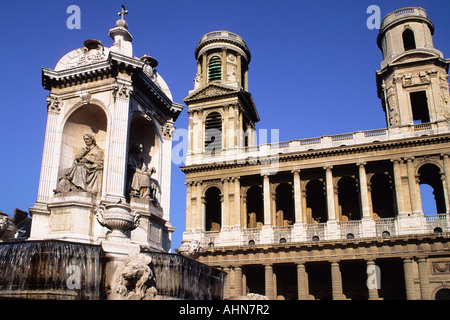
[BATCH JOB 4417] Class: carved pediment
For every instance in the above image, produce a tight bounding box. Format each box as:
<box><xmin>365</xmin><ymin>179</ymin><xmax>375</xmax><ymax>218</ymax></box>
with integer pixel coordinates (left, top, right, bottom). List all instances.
<box><xmin>390</xmin><ymin>50</ymin><xmax>441</xmax><ymax>66</ymax></box>
<box><xmin>184</xmin><ymin>83</ymin><xmax>239</xmax><ymax>103</ymax></box>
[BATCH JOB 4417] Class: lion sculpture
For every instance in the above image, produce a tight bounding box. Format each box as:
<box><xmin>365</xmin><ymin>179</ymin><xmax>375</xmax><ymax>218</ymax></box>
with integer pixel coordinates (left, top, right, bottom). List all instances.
<box><xmin>108</xmin><ymin>253</ymin><xmax>157</xmax><ymax>300</ymax></box>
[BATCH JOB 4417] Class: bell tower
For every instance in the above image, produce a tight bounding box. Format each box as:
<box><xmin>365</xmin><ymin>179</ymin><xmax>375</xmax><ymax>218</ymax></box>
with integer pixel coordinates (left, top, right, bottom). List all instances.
<box><xmin>376</xmin><ymin>7</ymin><xmax>450</xmax><ymax>129</ymax></box>
<box><xmin>183</xmin><ymin>31</ymin><xmax>259</xmax><ymax>165</ymax></box>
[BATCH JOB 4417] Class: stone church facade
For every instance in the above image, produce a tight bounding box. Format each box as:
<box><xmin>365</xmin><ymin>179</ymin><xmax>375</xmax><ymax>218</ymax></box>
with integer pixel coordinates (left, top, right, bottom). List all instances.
<box><xmin>178</xmin><ymin>8</ymin><xmax>450</xmax><ymax>300</ymax></box>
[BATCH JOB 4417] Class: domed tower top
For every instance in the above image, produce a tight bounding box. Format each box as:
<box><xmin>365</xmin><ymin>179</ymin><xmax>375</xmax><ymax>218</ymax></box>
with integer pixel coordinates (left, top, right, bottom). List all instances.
<box><xmin>377</xmin><ymin>7</ymin><xmax>443</xmax><ymax>68</ymax></box>
<box><xmin>192</xmin><ymin>31</ymin><xmax>251</xmax><ymax>91</ymax></box>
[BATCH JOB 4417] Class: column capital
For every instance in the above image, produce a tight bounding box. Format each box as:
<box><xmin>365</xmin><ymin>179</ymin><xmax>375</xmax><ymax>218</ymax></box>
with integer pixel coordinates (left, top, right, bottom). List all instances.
<box><xmin>323</xmin><ymin>165</ymin><xmax>333</xmax><ymax>171</ymax></box>
<box><xmin>356</xmin><ymin>161</ymin><xmax>367</xmax><ymax>167</ymax></box>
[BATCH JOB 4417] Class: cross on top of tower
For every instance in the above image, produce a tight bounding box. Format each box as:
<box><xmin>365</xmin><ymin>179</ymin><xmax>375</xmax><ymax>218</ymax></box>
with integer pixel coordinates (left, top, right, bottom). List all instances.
<box><xmin>118</xmin><ymin>5</ymin><xmax>128</xmax><ymax>20</ymax></box>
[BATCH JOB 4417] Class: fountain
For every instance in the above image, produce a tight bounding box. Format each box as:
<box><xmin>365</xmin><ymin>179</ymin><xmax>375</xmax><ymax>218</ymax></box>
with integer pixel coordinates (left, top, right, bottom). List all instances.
<box><xmin>0</xmin><ymin>6</ymin><xmax>225</xmax><ymax>300</ymax></box>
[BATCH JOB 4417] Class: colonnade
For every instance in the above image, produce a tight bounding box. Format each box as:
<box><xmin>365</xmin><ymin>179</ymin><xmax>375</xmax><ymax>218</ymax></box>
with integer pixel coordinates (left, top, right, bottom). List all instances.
<box><xmin>223</xmin><ymin>257</ymin><xmax>434</xmax><ymax>300</ymax></box>
<box><xmin>185</xmin><ymin>155</ymin><xmax>450</xmax><ymax>233</ymax></box>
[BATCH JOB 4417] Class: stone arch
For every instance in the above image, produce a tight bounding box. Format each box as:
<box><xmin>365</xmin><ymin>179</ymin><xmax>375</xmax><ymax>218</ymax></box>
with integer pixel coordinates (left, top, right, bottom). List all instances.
<box><xmin>370</xmin><ymin>173</ymin><xmax>396</xmax><ymax>219</ymax></box>
<box><xmin>126</xmin><ymin>114</ymin><xmax>160</xmax><ymax>202</ymax></box>
<box><xmin>204</xmin><ymin>111</ymin><xmax>223</xmax><ymax>155</ymax></box>
<box><xmin>275</xmin><ymin>183</ymin><xmax>295</xmax><ymax>226</ymax></box>
<box><xmin>402</xmin><ymin>28</ymin><xmax>416</xmax><ymax>51</ymax></box>
<box><xmin>246</xmin><ymin>185</ymin><xmax>263</xmax><ymax>228</ymax></box>
<box><xmin>59</xmin><ymin>103</ymin><xmax>108</xmax><ymax>179</ymax></box>
<box><xmin>305</xmin><ymin>179</ymin><xmax>327</xmax><ymax>223</ymax></box>
<box><xmin>204</xmin><ymin>186</ymin><xmax>222</xmax><ymax>232</ymax></box>
<box><xmin>417</xmin><ymin>163</ymin><xmax>446</xmax><ymax>215</ymax></box>
<box><xmin>337</xmin><ymin>176</ymin><xmax>361</xmax><ymax>221</ymax></box>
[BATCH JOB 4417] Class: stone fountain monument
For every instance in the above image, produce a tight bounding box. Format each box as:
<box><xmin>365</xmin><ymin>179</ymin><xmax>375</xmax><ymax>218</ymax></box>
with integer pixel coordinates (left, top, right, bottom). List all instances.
<box><xmin>0</xmin><ymin>7</ymin><xmax>224</xmax><ymax>300</ymax></box>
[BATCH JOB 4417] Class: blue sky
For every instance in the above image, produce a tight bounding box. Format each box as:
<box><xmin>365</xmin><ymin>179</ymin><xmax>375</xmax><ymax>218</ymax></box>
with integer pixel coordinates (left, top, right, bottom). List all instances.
<box><xmin>0</xmin><ymin>1</ymin><xmax>449</xmax><ymax>250</ymax></box>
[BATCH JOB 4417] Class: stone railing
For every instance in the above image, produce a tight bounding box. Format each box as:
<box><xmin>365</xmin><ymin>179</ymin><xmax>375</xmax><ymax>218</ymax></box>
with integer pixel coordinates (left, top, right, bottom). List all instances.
<box><xmin>186</xmin><ymin>121</ymin><xmax>450</xmax><ymax>166</ymax></box>
<box><xmin>380</xmin><ymin>7</ymin><xmax>429</xmax><ymax>31</ymax></box>
<box><xmin>195</xmin><ymin>213</ymin><xmax>450</xmax><ymax>249</ymax></box>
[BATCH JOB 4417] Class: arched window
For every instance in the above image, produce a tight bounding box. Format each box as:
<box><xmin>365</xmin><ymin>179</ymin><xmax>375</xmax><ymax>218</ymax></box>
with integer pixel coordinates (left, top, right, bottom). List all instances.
<box><xmin>402</xmin><ymin>29</ymin><xmax>416</xmax><ymax>51</ymax></box>
<box><xmin>246</xmin><ymin>186</ymin><xmax>264</xmax><ymax>228</ymax></box>
<box><xmin>371</xmin><ymin>173</ymin><xmax>396</xmax><ymax>219</ymax></box>
<box><xmin>204</xmin><ymin>112</ymin><xmax>222</xmax><ymax>156</ymax></box>
<box><xmin>205</xmin><ymin>187</ymin><xmax>222</xmax><ymax>232</ymax></box>
<box><xmin>208</xmin><ymin>56</ymin><xmax>222</xmax><ymax>82</ymax></box>
<box><xmin>338</xmin><ymin>176</ymin><xmax>362</xmax><ymax>221</ymax></box>
<box><xmin>418</xmin><ymin>164</ymin><xmax>446</xmax><ymax>215</ymax></box>
<box><xmin>275</xmin><ymin>183</ymin><xmax>295</xmax><ymax>226</ymax></box>
<box><xmin>305</xmin><ymin>180</ymin><xmax>327</xmax><ymax>223</ymax></box>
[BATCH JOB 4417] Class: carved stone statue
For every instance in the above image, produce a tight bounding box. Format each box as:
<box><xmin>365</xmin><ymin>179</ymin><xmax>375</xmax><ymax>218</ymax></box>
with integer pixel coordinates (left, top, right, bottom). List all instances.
<box><xmin>127</xmin><ymin>143</ymin><xmax>158</xmax><ymax>203</ymax></box>
<box><xmin>54</xmin><ymin>133</ymin><xmax>104</xmax><ymax>194</ymax></box>
<box><xmin>108</xmin><ymin>253</ymin><xmax>157</xmax><ymax>300</ymax></box>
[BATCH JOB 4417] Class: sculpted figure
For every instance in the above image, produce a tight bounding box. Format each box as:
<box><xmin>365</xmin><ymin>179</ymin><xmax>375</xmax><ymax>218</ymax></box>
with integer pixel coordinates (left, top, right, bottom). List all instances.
<box><xmin>54</xmin><ymin>133</ymin><xmax>104</xmax><ymax>194</ymax></box>
<box><xmin>127</xmin><ymin>143</ymin><xmax>158</xmax><ymax>203</ymax></box>
<box><xmin>109</xmin><ymin>253</ymin><xmax>157</xmax><ymax>300</ymax></box>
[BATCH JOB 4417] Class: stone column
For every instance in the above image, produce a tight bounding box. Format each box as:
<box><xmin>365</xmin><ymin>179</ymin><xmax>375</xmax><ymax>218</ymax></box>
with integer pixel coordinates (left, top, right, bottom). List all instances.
<box><xmin>185</xmin><ymin>182</ymin><xmax>193</xmax><ymax>231</ymax></box>
<box><xmin>292</xmin><ymin>170</ymin><xmax>303</xmax><ymax>224</ymax></box>
<box><xmin>392</xmin><ymin>159</ymin><xmax>406</xmax><ymax>215</ymax></box>
<box><xmin>366</xmin><ymin>260</ymin><xmax>380</xmax><ymax>300</ymax></box>
<box><xmin>223</xmin><ymin>267</ymin><xmax>231</xmax><ymax>299</ymax></box>
<box><xmin>325</xmin><ymin>166</ymin><xmax>336</xmax><ymax>221</ymax></box>
<box><xmin>406</xmin><ymin>158</ymin><xmax>422</xmax><ymax>214</ymax></box>
<box><xmin>233</xmin><ymin>177</ymin><xmax>241</xmax><ymax>228</ymax></box>
<box><xmin>234</xmin><ymin>266</ymin><xmax>243</xmax><ymax>297</ymax></box>
<box><xmin>222</xmin><ymin>178</ymin><xmax>229</xmax><ymax>228</ymax></box>
<box><xmin>36</xmin><ymin>101</ymin><xmax>61</xmax><ymax>203</ymax></box>
<box><xmin>264</xmin><ymin>264</ymin><xmax>275</xmax><ymax>299</ymax></box>
<box><xmin>417</xmin><ymin>258</ymin><xmax>431</xmax><ymax>300</ymax></box>
<box><xmin>441</xmin><ymin>154</ymin><xmax>450</xmax><ymax>213</ymax></box>
<box><xmin>358</xmin><ymin>162</ymin><xmax>371</xmax><ymax>219</ymax></box>
<box><xmin>263</xmin><ymin>175</ymin><xmax>272</xmax><ymax>226</ymax></box>
<box><xmin>104</xmin><ymin>86</ymin><xmax>132</xmax><ymax>202</ymax></box>
<box><xmin>330</xmin><ymin>261</ymin><xmax>344</xmax><ymax>300</ymax></box>
<box><xmin>297</xmin><ymin>262</ymin><xmax>309</xmax><ymax>300</ymax></box>
<box><xmin>196</xmin><ymin>181</ymin><xmax>203</xmax><ymax>231</ymax></box>
<box><xmin>403</xmin><ymin>258</ymin><xmax>416</xmax><ymax>300</ymax></box>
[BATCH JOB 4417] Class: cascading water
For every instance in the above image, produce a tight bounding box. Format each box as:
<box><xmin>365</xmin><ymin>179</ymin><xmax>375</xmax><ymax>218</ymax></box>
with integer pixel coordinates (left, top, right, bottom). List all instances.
<box><xmin>146</xmin><ymin>252</ymin><xmax>225</xmax><ymax>300</ymax></box>
<box><xmin>0</xmin><ymin>240</ymin><xmax>101</xmax><ymax>300</ymax></box>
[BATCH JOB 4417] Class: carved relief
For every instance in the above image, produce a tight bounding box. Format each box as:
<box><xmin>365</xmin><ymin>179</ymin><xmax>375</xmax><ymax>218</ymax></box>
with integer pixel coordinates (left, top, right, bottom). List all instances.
<box><xmin>46</xmin><ymin>96</ymin><xmax>62</xmax><ymax>113</ymax></box>
<box><xmin>432</xmin><ymin>262</ymin><xmax>450</xmax><ymax>274</ymax></box>
<box><xmin>108</xmin><ymin>253</ymin><xmax>157</xmax><ymax>300</ymax></box>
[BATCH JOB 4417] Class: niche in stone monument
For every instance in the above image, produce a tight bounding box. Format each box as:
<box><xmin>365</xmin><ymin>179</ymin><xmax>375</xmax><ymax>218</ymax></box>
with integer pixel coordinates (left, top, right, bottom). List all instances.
<box><xmin>127</xmin><ymin>115</ymin><xmax>160</xmax><ymax>205</ymax></box>
<box><xmin>54</xmin><ymin>104</ymin><xmax>107</xmax><ymax>195</ymax></box>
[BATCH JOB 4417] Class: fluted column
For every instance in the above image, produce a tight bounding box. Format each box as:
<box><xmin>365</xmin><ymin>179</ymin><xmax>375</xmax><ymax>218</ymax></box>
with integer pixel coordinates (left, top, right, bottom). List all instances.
<box><xmin>185</xmin><ymin>182</ymin><xmax>193</xmax><ymax>230</ymax></box>
<box><xmin>403</xmin><ymin>258</ymin><xmax>416</xmax><ymax>300</ymax></box>
<box><xmin>330</xmin><ymin>261</ymin><xmax>344</xmax><ymax>300</ymax></box>
<box><xmin>417</xmin><ymin>258</ymin><xmax>431</xmax><ymax>300</ymax></box>
<box><xmin>392</xmin><ymin>159</ymin><xmax>406</xmax><ymax>215</ymax></box>
<box><xmin>36</xmin><ymin>101</ymin><xmax>61</xmax><ymax>203</ymax></box>
<box><xmin>104</xmin><ymin>86</ymin><xmax>132</xmax><ymax>202</ymax></box>
<box><xmin>292</xmin><ymin>170</ymin><xmax>303</xmax><ymax>224</ymax></box>
<box><xmin>325</xmin><ymin>166</ymin><xmax>336</xmax><ymax>221</ymax></box>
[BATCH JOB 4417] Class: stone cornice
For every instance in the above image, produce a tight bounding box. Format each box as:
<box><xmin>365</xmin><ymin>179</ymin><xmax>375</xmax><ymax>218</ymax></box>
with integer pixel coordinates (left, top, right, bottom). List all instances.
<box><xmin>193</xmin><ymin>233</ymin><xmax>450</xmax><ymax>267</ymax></box>
<box><xmin>181</xmin><ymin>134</ymin><xmax>450</xmax><ymax>174</ymax></box>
